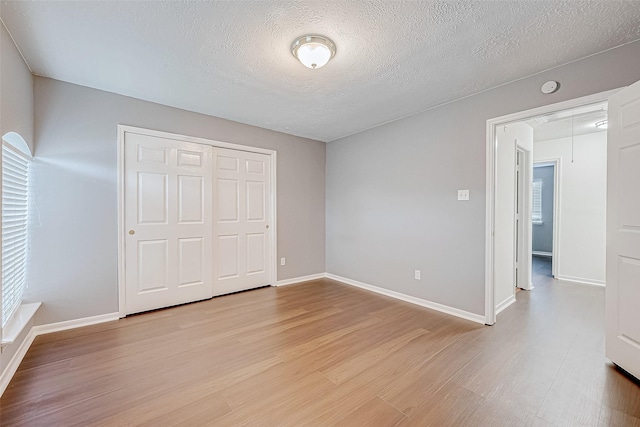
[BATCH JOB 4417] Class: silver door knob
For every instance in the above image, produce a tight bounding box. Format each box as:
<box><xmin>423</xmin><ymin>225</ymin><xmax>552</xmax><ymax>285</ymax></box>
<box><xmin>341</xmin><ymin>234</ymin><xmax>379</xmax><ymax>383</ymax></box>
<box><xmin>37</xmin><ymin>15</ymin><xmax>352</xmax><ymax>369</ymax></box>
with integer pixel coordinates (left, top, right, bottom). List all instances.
<box><xmin>266</xmin><ymin>225</ymin><xmax>269</xmax><ymax>229</ymax></box>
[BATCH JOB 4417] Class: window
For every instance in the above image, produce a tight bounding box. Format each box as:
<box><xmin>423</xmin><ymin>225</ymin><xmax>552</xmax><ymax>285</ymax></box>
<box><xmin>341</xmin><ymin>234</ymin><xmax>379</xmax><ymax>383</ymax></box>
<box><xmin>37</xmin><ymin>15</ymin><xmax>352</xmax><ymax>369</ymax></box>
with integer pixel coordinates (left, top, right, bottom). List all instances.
<box><xmin>532</xmin><ymin>179</ymin><xmax>542</xmax><ymax>224</ymax></box>
<box><xmin>2</xmin><ymin>139</ymin><xmax>31</xmax><ymax>327</ymax></box>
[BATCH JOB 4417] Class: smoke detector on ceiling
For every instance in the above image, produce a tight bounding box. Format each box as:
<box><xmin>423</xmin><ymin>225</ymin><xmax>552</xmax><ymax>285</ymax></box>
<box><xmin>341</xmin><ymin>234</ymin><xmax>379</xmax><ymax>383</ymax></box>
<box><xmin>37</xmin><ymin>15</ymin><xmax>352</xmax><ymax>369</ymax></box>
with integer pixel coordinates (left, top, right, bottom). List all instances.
<box><xmin>541</xmin><ymin>81</ymin><xmax>559</xmax><ymax>94</ymax></box>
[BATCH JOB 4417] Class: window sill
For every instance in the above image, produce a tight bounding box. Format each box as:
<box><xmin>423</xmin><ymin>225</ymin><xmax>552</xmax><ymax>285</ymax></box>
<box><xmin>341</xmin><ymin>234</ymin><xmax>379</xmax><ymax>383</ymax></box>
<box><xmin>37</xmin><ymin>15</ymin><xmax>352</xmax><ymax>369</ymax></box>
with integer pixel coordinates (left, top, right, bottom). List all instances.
<box><xmin>1</xmin><ymin>303</ymin><xmax>41</xmax><ymax>346</ymax></box>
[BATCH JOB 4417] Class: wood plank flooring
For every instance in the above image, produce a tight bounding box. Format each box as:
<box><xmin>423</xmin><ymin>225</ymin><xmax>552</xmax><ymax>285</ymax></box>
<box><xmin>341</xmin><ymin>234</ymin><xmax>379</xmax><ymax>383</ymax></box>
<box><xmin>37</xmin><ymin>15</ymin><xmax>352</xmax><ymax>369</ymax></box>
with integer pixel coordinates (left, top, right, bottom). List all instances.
<box><xmin>1</xmin><ymin>265</ymin><xmax>639</xmax><ymax>426</ymax></box>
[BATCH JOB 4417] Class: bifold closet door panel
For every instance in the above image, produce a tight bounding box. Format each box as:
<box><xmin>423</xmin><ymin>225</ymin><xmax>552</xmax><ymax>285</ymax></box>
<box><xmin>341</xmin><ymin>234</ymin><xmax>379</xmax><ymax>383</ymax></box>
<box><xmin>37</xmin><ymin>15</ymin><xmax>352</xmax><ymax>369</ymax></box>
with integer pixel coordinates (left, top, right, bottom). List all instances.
<box><xmin>124</xmin><ymin>132</ymin><xmax>213</xmax><ymax>315</ymax></box>
<box><xmin>213</xmin><ymin>148</ymin><xmax>272</xmax><ymax>296</ymax></box>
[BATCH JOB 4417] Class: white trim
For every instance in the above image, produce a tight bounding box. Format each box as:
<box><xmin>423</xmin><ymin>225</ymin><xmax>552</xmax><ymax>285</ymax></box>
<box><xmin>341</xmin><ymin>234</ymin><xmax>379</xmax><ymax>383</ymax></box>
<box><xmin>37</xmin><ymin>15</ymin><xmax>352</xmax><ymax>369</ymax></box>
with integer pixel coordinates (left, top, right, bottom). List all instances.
<box><xmin>496</xmin><ymin>295</ymin><xmax>516</xmax><ymax>315</ymax></box>
<box><xmin>2</xmin><ymin>132</ymin><xmax>32</xmax><ymax>159</ymax></box>
<box><xmin>326</xmin><ymin>273</ymin><xmax>485</xmax><ymax>324</ymax></box>
<box><xmin>117</xmin><ymin>126</ymin><xmax>126</xmax><ymax>317</ymax></box>
<box><xmin>0</xmin><ymin>328</ymin><xmax>36</xmax><ymax>397</ymax></box>
<box><xmin>485</xmin><ymin>119</ymin><xmax>496</xmax><ymax>324</ymax></box>
<box><xmin>0</xmin><ymin>312</ymin><xmax>119</xmax><ymax>397</ymax></box>
<box><xmin>276</xmin><ymin>273</ymin><xmax>326</xmax><ymax>287</ymax></box>
<box><xmin>534</xmin><ymin>161</ymin><xmax>556</xmax><ymax>168</ymax></box>
<box><xmin>1</xmin><ymin>303</ymin><xmax>40</xmax><ymax>345</ymax></box>
<box><xmin>31</xmin><ymin>312</ymin><xmax>119</xmax><ymax>335</ymax></box>
<box><xmin>532</xmin><ymin>251</ymin><xmax>553</xmax><ymax>257</ymax></box>
<box><xmin>116</xmin><ymin>125</ymin><xmax>277</xmax><ymax>316</ymax></box>
<box><xmin>118</xmin><ymin>125</ymin><xmax>277</xmax><ymax>155</ymax></box>
<box><xmin>515</xmin><ymin>145</ymin><xmax>533</xmax><ymax>292</ymax></box>
<box><xmin>271</xmin><ymin>153</ymin><xmax>278</xmax><ymax>287</ymax></box>
<box><xmin>485</xmin><ymin>88</ymin><xmax>619</xmax><ymax>325</ymax></box>
<box><xmin>556</xmin><ymin>276</ymin><xmax>606</xmax><ymax>287</ymax></box>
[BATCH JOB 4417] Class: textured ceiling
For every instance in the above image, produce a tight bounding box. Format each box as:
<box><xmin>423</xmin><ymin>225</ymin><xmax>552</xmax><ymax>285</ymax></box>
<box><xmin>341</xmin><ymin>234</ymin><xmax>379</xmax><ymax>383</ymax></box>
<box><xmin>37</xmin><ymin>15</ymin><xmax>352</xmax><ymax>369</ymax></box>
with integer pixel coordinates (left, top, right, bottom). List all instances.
<box><xmin>2</xmin><ymin>1</ymin><xmax>640</xmax><ymax>142</ymax></box>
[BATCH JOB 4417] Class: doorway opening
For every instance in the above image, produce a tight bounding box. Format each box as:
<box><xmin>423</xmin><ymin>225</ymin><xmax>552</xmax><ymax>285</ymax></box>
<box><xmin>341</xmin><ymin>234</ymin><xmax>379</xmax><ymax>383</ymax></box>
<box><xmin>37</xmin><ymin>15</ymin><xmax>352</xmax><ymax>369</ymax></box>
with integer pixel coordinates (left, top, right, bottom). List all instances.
<box><xmin>526</xmin><ymin>102</ymin><xmax>608</xmax><ymax>290</ymax></box>
<box><xmin>485</xmin><ymin>90</ymin><xmax>614</xmax><ymax>325</ymax></box>
<box><xmin>532</xmin><ymin>160</ymin><xmax>557</xmax><ymax>282</ymax></box>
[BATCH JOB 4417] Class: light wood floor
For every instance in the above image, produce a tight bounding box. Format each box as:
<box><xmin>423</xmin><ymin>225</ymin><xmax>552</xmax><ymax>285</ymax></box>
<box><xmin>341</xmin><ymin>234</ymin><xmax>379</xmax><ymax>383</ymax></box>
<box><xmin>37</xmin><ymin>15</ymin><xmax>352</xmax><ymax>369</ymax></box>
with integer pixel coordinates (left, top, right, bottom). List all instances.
<box><xmin>1</xmin><ymin>265</ymin><xmax>639</xmax><ymax>426</ymax></box>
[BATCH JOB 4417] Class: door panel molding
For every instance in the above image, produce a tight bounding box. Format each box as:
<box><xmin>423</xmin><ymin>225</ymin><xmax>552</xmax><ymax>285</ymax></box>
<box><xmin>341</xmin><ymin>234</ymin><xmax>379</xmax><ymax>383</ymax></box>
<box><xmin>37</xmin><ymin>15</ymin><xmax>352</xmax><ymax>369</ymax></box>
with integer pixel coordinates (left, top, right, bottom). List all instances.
<box><xmin>123</xmin><ymin>133</ymin><xmax>213</xmax><ymax>314</ymax></box>
<box><xmin>212</xmin><ymin>148</ymin><xmax>272</xmax><ymax>296</ymax></box>
<box><xmin>606</xmin><ymin>81</ymin><xmax>640</xmax><ymax>380</ymax></box>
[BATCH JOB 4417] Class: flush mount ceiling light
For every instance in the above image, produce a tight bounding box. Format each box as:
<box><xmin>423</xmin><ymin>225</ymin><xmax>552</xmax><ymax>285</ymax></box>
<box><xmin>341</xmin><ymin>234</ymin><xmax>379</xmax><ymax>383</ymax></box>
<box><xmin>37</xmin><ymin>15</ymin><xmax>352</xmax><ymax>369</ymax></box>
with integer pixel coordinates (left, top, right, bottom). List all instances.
<box><xmin>291</xmin><ymin>35</ymin><xmax>336</xmax><ymax>69</ymax></box>
<box><xmin>595</xmin><ymin>120</ymin><xmax>608</xmax><ymax>129</ymax></box>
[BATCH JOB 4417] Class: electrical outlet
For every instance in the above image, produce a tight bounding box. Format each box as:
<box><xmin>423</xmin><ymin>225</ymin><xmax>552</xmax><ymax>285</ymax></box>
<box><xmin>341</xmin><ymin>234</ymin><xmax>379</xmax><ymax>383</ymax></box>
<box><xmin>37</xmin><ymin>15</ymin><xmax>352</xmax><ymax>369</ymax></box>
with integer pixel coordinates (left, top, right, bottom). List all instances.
<box><xmin>458</xmin><ymin>189</ymin><xmax>470</xmax><ymax>201</ymax></box>
<box><xmin>280</xmin><ymin>257</ymin><xmax>286</xmax><ymax>266</ymax></box>
<box><xmin>414</xmin><ymin>270</ymin><xmax>421</xmax><ymax>280</ymax></box>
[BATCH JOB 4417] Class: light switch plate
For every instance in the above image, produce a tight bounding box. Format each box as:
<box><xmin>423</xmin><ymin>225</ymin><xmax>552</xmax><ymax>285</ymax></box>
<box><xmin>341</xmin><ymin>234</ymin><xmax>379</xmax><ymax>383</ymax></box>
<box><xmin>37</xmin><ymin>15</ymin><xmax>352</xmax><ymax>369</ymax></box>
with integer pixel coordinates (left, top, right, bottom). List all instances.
<box><xmin>458</xmin><ymin>190</ymin><xmax>470</xmax><ymax>201</ymax></box>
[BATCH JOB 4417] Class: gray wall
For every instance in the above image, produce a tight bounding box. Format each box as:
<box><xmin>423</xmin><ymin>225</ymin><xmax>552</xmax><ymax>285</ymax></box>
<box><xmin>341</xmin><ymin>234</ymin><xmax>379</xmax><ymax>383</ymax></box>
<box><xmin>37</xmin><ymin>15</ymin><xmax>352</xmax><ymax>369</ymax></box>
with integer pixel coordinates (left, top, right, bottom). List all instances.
<box><xmin>1</xmin><ymin>22</ymin><xmax>34</xmax><ymax>152</ymax></box>
<box><xmin>532</xmin><ymin>165</ymin><xmax>554</xmax><ymax>254</ymax></box>
<box><xmin>327</xmin><ymin>40</ymin><xmax>640</xmax><ymax>316</ymax></box>
<box><xmin>0</xmin><ymin>19</ymin><xmax>34</xmax><ymax>377</ymax></box>
<box><xmin>28</xmin><ymin>77</ymin><xmax>326</xmax><ymax>325</ymax></box>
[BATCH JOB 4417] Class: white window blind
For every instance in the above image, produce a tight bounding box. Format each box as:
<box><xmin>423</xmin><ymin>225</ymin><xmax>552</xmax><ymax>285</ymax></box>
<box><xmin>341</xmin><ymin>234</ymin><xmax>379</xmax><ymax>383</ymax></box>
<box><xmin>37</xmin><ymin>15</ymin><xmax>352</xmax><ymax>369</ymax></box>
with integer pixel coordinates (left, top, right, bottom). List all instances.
<box><xmin>532</xmin><ymin>179</ymin><xmax>542</xmax><ymax>224</ymax></box>
<box><xmin>2</xmin><ymin>144</ymin><xmax>30</xmax><ymax>327</ymax></box>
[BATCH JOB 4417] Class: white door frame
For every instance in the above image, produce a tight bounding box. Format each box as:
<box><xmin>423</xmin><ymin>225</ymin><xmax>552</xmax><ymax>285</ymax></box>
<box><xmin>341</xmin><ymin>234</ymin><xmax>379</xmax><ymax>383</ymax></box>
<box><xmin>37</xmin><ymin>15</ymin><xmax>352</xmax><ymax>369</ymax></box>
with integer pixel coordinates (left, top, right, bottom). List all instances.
<box><xmin>117</xmin><ymin>125</ymin><xmax>278</xmax><ymax>318</ymax></box>
<box><xmin>485</xmin><ymin>89</ymin><xmax>618</xmax><ymax>325</ymax></box>
<box><xmin>514</xmin><ymin>146</ymin><xmax>532</xmax><ymax>293</ymax></box>
<box><xmin>533</xmin><ymin>159</ymin><xmax>561</xmax><ymax>279</ymax></box>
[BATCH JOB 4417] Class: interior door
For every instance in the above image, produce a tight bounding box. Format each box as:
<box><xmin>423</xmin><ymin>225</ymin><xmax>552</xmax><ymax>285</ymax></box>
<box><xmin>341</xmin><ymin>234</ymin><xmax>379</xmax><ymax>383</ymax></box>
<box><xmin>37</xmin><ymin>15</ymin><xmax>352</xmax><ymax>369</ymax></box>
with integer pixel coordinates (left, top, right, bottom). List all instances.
<box><xmin>606</xmin><ymin>80</ymin><xmax>640</xmax><ymax>380</ymax></box>
<box><xmin>124</xmin><ymin>132</ymin><xmax>213</xmax><ymax>314</ymax></box>
<box><xmin>213</xmin><ymin>148</ymin><xmax>272</xmax><ymax>296</ymax></box>
<box><xmin>515</xmin><ymin>149</ymin><xmax>522</xmax><ymax>288</ymax></box>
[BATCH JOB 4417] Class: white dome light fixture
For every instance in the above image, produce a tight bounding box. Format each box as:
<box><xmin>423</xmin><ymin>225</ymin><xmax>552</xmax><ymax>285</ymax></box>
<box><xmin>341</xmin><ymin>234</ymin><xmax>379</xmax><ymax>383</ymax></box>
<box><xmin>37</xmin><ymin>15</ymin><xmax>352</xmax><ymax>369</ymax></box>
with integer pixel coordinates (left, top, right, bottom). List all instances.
<box><xmin>291</xmin><ymin>35</ymin><xmax>336</xmax><ymax>69</ymax></box>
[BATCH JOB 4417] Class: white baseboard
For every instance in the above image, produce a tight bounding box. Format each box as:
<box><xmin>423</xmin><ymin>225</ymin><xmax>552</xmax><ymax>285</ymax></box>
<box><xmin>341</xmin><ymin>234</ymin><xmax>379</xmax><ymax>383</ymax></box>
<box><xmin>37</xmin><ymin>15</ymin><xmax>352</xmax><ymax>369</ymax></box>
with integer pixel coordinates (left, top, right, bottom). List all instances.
<box><xmin>496</xmin><ymin>295</ymin><xmax>516</xmax><ymax>315</ymax></box>
<box><xmin>556</xmin><ymin>275</ymin><xmax>605</xmax><ymax>287</ymax></box>
<box><xmin>32</xmin><ymin>312</ymin><xmax>119</xmax><ymax>335</ymax></box>
<box><xmin>1</xmin><ymin>312</ymin><xmax>119</xmax><ymax>397</ymax></box>
<box><xmin>325</xmin><ymin>273</ymin><xmax>485</xmax><ymax>324</ymax></box>
<box><xmin>276</xmin><ymin>273</ymin><xmax>327</xmax><ymax>287</ymax></box>
<box><xmin>0</xmin><ymin>328</ymin><xmax>36</xmax><ymax>398</ymax></box>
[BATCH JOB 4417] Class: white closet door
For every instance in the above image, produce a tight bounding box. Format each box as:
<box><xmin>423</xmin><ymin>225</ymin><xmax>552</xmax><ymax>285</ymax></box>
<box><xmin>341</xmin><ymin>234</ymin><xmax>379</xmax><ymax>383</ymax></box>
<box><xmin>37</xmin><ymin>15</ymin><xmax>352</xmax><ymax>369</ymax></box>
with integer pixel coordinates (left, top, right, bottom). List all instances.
<box><xmin>124</xmin><ymin>132</ymin><xmax>213</xmax><ymax>315</ymax></box>
<box><xmin>213</xmin><ymin>148</ymin><xmax>272</xmax><ymax>296</ymax></box>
